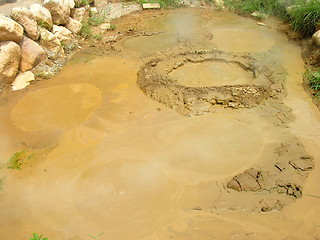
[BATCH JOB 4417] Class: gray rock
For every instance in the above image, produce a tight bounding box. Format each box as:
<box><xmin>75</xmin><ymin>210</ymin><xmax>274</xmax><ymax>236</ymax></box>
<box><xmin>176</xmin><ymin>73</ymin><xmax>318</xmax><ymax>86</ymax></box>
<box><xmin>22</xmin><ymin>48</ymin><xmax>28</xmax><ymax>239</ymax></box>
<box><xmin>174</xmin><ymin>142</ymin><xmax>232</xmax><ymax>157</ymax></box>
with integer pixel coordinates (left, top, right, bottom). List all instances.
<box><xmin>0</xmin><ymin>16</ymin><xmax>24</xmax><ymax>43</ymax></box>
<box><xmin>29</xmin><ymin>4</ymin><xmax>53</xmax><ymax>30</ymax></box>
<box><xmin>0</xmin><ymin>41</ymin><xmax>21</xmax><ymax>84</ymax></box>
<box><xmin>53</xmin><ymin>25</ymin><xmax>72</xmax><ymax>44</ymax></box>
<box><xmin>12</xmin><ymin>71</ymin><xmax>35</xmax><ymax>91</ymax></box>
<box><xmin>19</xmin><ymin>36</ymin><xmax>46</xmax><ymax>72</ymax></box>
<box><xmin>312</xmin><ymin>30</ymin><xmax>320</xmax><ymax>47</ymax></box>
<box><xmin>43</xmin><ymin>0</ymin><xmax>72</xmax><ymax>25</ymax></box>
<box><xmin>66</xmin><ymin>17</ymin><xmax>82</xmax><ymax>34</ymax></box>
<box><xmin>11</xmin><ymin>7</ymin><xmax>40</xmax><ymax>41</ymax></box>
<box><xmin>39</xmin><ymin>27</ymin><xmax>64</xmax><ymax>60</ymax></box>
<box><xmin>71</xmin><ymin>7</ymin><xmax>89</xmax><ymax>22</ymax></box>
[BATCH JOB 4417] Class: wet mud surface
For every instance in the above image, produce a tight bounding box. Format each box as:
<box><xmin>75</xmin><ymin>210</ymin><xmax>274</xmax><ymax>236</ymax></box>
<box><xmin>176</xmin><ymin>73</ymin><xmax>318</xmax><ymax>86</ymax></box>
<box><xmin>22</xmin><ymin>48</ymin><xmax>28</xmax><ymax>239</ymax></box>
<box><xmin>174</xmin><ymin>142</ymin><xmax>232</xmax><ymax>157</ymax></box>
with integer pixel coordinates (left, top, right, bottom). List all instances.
<box><xmin>0</xmin><ymin>7</ymin><xmax>320</xmax><ymax>240</ymax></box>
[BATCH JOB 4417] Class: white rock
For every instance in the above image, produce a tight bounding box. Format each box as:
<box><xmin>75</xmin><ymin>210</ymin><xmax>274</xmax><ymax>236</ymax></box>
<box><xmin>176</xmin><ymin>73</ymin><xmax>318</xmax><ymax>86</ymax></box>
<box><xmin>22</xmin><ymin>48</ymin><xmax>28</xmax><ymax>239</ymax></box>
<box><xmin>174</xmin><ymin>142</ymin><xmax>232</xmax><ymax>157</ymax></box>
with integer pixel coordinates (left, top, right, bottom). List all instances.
<box><xmin>105</xmin><ymin>3</ymin><xmax>141</xmax><ymax>20</ymax></box>
<box><xmin>0</xmin><ymin>41</ymin><xmax>21</xmax><ymax>84</ymax></box>
<box><xmin>53</xmin><ymin>25</ymin><xmax>72</xmax><ymax>43</ymax></box>
<box><xmin>29</xmin><ymin>4</ymin><xmax>53</xmax><ymax>30</ymax></box>
<box><xmin>312</xmin><ymin>30</ymin><xmax>320</xmax><ymax>47</ymax></box>
<box><xmin>66</xmin><ymin>17</ymin><xmax>82</xmax><ymax>34</ymax></box>
<box><xmin>90</xmin><ymin>7</ymin><xmax>98</xmax><ymax>16</ymax></box>
<box><xmin>71</xmin><ymin>6</ymin><xmax>89</xmax><ymax>22</ymax></box>
<box><xmin>43</xmin><ymin>0</ymin><xmax>72</xmax><ymax>25</ymax></box>
<box><xmin>213</xmin><ymin>0</ymin><xmax>224</xmax><ymax>9</ymax></box>
<box><xmin>19</xmin><ymin>36</ymin><xmax>46</xmax><ymax>72</ymax></box>
<box><xmin>251</xmin><ymin>11</ymin><xmax>269</xmax><ymax>19</ymax></box>
<box><xmin>39</xmin><ymin>27</ymin><xmax>64</xmax><ymax>59</ymax></box>
<box><xmin>11</xmin><ymin>7</ymin><xmax>40</xmax><ymax>41</ymax></box>
<box><xmin>142</xmin><ymin>3</ymin><xmax>160</xmax><ymax>9</ymax></box>
<box><xmin>12</xmin><ymin>71</ymin><xmax>34</xmax><ymax>91</ymax></box>
<box><xmin>0</xmin><ymin>16</ymin><xmax>24</xmax><ymax>43</ymax></box>
<box><xmin>100</xmin><ymin>23</ymin><xmax>111</xmax><ymax>31</ymax></box>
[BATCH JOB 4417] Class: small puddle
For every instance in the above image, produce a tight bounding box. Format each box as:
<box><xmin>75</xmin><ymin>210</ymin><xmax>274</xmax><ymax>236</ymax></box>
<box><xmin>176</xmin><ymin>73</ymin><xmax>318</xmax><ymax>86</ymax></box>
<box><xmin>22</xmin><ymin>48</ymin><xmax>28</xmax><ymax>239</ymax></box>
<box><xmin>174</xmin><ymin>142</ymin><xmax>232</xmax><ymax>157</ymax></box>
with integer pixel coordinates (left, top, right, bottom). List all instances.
<box><xmin>210</xmin><ymin>28</ymin><xmax>276</xmax><ymax>52</ymax></box>
<box><xmin>11</xmin><ymin>83</ymin><xmax>102</xmax><ymax>131</ymax></box>
<box><xmin>169</xmin><ymin>61</ymin><xmax>254</xmax><ymax>87</ymax></box>
<box><xmin>123</xmin><ymin>33</ymin><xmax>178</xmax><ymax>52</ymax></box>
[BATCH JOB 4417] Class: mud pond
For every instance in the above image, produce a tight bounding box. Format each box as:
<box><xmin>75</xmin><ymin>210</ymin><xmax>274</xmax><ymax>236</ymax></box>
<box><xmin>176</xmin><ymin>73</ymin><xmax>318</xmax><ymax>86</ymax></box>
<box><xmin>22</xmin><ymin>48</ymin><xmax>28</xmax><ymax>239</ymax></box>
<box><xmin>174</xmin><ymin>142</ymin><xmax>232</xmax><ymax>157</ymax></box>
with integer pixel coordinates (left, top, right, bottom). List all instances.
<box><xmin>0</xmin><ymin>8</ymin><xmax>320</xmax><ymax>240</ymax></box>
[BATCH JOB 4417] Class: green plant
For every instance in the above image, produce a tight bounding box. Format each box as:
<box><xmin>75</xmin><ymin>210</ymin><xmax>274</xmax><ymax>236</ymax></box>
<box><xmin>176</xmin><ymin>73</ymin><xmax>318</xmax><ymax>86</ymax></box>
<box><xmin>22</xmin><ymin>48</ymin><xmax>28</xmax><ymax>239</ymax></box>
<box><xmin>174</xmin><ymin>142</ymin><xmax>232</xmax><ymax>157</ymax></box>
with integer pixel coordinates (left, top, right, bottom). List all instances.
<box><xmin>305</xmin><ymin>68</ymin><xmax>320</xmax><ymax>97</ymax></box>
<box><xmin>287</xmin><ymin>0</ymin><xmax>320</xmax><ymax>37</ymax></box>
<box><xmin>88</xmin><ymin>233</ymin><xmax>104</xmax><ymax>239</ymax></box>
<box><xmin>223</xmin><ymin>0</ymin><xmax>286</xmax><ymax>16</ymax></box>
<box><xmin>79</xmin><ymin>22</ymin><xmax>92</xmax><ymax>38</ymax></box>
<box><xmin>37</xmin><ymin>19</ymin><xmax>52</xmax><ymax>30</ymax></box>
<box><xmin>30</xmin><ymin>233</ymin><xmax>48</xmax><ymax>240</ymax></box>
<box><xmin>93</xmin><ymin>34</ymin><xmax>102</xmax><ymax>40</ymax></box>
<box><xmin>88</xmin><ymin>11</ymin><xmax>106</xmax><ymax>26</ymax></box>
<box><xmin>110</xmin><ymin>24</ymin><xmax>116</xmax><ymax>31</ymax></box>
<box><xmin>4</xmin><ymin>150</ymin><xmax>34</xmax><ymax>170</ymax></box>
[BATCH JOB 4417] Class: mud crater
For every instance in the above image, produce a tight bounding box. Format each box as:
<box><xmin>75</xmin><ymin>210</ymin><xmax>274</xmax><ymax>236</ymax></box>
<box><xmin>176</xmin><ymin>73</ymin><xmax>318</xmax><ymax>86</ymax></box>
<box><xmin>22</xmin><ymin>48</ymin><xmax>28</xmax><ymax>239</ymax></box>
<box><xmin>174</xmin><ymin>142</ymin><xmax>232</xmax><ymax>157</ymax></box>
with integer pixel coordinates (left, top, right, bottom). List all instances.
<box><xmin>138</xmin><ymin>50</ymin><xmax>281</xmax><ymax>116</ymax></box>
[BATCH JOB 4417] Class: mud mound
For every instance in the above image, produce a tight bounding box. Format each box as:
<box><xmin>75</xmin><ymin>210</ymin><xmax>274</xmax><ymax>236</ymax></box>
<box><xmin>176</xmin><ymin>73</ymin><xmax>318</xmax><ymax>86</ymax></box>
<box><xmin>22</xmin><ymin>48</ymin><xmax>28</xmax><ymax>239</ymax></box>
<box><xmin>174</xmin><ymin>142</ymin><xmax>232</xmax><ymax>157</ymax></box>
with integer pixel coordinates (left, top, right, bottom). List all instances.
<box><xmin>226</xmin><ymin>138</ymin><xmax>314</xmax><ymax>212</ymax></box>
<box><xmin>138</xmin><ymin>50</ymin><xmax>280</xmax><ymax>116</ymax></box>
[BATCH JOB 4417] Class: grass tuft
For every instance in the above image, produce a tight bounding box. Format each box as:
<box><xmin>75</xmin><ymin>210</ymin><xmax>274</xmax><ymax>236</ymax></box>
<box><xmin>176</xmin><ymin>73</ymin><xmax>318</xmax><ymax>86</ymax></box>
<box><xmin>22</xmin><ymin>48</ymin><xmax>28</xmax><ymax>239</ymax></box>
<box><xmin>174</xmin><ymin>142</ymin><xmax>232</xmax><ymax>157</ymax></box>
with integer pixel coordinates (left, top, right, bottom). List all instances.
<box><xmin>223</xmin><ymin>0</ymin><xmax>286</xmax><ymax>16</ymax></box>
<box><xmin>4</xmin><ymin>150</ymin><xmax>34</xmax><ymax>170</ymax></box>
<box><xmin>305</xmin><ymin>68</ymin><xmax>320</xmax><ymax>98</ymax></box>
<box><xmin>287</xmin><ymin>0</ymin><xmax>320</xmax><ymax>37</ymax></box>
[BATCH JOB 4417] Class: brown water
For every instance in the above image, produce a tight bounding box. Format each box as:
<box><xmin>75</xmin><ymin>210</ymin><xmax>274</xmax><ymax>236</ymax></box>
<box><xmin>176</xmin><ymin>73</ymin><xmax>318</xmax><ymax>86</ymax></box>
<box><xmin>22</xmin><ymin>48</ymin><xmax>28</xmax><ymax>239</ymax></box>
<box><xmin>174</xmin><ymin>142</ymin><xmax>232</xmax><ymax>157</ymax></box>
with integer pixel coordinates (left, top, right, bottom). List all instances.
<box><xmin>1</xmin><ymin>8</ymin><xmax>320</xmax><ymax>240</ymax></box>
<box><xmin>169</xmin><ymin>61</ymin><xmax>254</xmax><ymax>87</ymax></box>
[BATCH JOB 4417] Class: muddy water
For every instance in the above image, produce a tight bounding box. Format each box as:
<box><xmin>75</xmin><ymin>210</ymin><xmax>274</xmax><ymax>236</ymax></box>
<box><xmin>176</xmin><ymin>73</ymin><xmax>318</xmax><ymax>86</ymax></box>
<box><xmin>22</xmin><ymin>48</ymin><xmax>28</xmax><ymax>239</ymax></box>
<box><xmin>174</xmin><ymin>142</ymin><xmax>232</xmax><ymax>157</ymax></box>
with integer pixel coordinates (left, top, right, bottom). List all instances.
<box><xmin>1</xmin><ymin>8</ymin><xmax>320</xmax><ymax>240</ymax></box>
<box><xmin>169</xmin><ymin>61</ymin><xmax>254</xmax><ymax>87</ymax></box>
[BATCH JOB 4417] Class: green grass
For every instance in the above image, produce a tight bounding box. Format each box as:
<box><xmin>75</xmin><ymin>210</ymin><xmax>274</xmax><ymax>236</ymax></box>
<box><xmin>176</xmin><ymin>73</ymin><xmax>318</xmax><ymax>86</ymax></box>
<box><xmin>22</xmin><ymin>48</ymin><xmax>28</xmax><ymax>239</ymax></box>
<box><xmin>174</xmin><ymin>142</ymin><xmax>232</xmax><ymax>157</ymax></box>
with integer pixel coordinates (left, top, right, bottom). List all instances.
<box><xmin>30</xmin><ymin>233</ymin><xmax>48</xmax><ymax>240</ymax></box>
<box><xmin>223</xmin><ymin>0</ymin><xmax>320</xmax><ymax>37</ymax></box>
<box><xmin>305</xmin><ymin>68</ymin><xmax>320</xmax><ymax>98</ymax></box>
<box><xmin>4</xmin><ymin>150</ymin><xmax>34</xmax><ymax>170</ymax></box>
<box><xmin>287</xmin><ymin>0</ymin><xmax>320</xmax><ymax>37</ymax></box>
<box><xmin>79</xmin><ymin>11</ymin><xmax>107</xmax><ymax>38</ymax></box>
<box><xmin>79</xmin><ymin>22</ymin><xmax>92</xmax><ymax>38</ymax></box>
<box><xmin>223</xmin><ymin>0</ymin><xmax>286</xmax><ymax>16</ymax></box>
<box><xmin>88</xmin><ymin>11</ymin><xmax>106</xmax><ymax>26</ymax></box>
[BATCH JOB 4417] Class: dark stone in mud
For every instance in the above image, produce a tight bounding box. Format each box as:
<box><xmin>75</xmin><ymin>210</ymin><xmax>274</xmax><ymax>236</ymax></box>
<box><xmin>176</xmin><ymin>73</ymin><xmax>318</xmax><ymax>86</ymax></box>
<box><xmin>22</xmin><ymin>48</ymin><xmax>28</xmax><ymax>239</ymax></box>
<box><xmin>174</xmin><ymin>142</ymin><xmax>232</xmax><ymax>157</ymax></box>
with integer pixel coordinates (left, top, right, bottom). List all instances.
<box><xmin>137</xmin><ymin>50</ymin><xmax>276</xmax><ymax>116</ymax></box>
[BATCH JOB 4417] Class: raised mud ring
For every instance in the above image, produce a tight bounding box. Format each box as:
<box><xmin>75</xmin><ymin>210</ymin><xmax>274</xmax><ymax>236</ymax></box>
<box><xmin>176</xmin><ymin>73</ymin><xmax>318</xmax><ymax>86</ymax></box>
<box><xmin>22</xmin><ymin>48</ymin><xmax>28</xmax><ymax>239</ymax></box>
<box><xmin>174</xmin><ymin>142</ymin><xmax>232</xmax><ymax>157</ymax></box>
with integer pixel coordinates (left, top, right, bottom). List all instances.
<box><xmin>138</xmin><ymin>50</ymin><xmax>279</xmax><ymax>116</ymax></box>
<box><xmin>137</xmin><ymin>49</ymin><xmax>315</xmax><ymax>212</ymax></box>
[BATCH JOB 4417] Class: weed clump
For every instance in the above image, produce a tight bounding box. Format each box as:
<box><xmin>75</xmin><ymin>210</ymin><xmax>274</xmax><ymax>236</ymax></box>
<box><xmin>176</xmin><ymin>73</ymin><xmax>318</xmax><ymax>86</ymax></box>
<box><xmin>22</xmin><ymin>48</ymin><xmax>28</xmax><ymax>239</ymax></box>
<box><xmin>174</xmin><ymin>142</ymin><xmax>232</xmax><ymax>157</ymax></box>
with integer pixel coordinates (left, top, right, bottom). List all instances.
<box><xmin>223</xmin><ymin>0</ymin><xmax>286</xmax><ymax>16</ymax></box>
<box><xmin>4</xmin><ymin>150</ymin><xmax>34</xmax><ymax>170</ymax></box>
<box><xmin>305</xmin><ymin>68</ymin><xmax>320</xmax><ymax>98</ymax></box>
<box><xmin>223</xmin><ymin>0</ymin><xmax>320</xmax><ymax>37</ymax></box>
<box><xmin>287</xmin><ymin>0</ymin><xmax>320</xmax><ymax>37</ymax></box>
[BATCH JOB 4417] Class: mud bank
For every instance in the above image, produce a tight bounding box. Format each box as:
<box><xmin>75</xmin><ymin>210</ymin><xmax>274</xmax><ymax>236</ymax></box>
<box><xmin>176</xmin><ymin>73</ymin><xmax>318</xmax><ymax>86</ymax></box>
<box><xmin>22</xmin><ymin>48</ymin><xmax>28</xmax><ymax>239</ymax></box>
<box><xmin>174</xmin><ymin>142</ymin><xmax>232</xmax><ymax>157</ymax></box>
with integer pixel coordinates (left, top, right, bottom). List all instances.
<box><xmin>0</xmin><ymin>7</ymin><xmax>320</xmax><ymax>240</ymax></box>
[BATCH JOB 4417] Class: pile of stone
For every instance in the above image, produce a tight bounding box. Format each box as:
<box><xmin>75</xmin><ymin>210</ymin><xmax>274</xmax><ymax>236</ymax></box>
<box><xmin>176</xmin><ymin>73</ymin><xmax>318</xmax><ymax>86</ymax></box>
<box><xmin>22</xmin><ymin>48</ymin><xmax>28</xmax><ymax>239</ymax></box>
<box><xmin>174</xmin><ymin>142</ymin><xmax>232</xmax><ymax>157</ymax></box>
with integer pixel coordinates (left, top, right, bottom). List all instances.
<box><xmin>0</xmin><ymin>0</ymin><xmax>94</xmax><ymax>91</ymax></box>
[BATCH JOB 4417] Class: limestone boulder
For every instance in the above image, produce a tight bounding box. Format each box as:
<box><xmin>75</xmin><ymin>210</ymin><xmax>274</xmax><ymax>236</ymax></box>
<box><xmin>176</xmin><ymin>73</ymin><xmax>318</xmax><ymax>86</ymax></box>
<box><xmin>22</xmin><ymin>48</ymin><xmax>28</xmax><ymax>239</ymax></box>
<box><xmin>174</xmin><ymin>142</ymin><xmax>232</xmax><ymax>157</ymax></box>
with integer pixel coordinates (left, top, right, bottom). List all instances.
<box><xmin>312</xmin><ymin>30</ymin><xmax>320</xmax><ymax>47</ymax></box>
<box><xmin>53</xmin><ymin>25</ymin><xmax>72</xmax><ymax>44</ymax></box>
<box><xmin>29</xmin><ymin>4</ymin><xmax>53</xmax><ymax>30</ymax></box>
<box><xmin>12</xmin><ymin>71</ymin><xmax>35</xmax><ymax>91</ymax></box>
<box><xmin>19</xmin><ymin>36</ymin><xmax>46</xmax><ymax>72</ymax></box>
<box><xmin>71</xmin><ymin>7</ymin><xmax>89</xmax><ymax>22</ymax></box>
<box><xmin>0</xmin><ymin>41</ymin><xmax>21</xmax><ymax>84</ymax></box>
<box><xmin>65</xmin><ymin>17</ymin><xmax>82</xmax><ymax>34</ymax></box>
<box><xmin>10</xmin><ymin>7</ymin><xmax>40</xmax><ymax>41</ymax></box>
<box><xmin>39</xmin><ymin>27</ymin><xmax>64</xmax><ymax>59</ymax></box>
<box><xmin>0</xmin><ymin>16</ymin><xmax>24</xmax><ymax>43</ymax></box>
<box><xmin>43</xmin><ymin>0</ymin><xmax>73</xmax><ymax>25</ymax></box>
